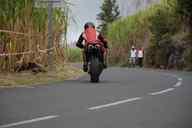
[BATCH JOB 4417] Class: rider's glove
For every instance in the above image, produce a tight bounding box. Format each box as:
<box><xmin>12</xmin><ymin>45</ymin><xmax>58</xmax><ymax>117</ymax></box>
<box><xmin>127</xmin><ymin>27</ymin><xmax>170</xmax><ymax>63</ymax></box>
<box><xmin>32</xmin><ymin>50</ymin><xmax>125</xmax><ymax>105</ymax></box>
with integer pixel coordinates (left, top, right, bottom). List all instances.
<box><xmin>76</xmin><ymin>43</ymin><xmax>84</xmax><ymax>49</ymax></box>
<box><xmin>104</xmin><ymin>43</ymin><xmax>108</xmax><ymax>49</ymax></box>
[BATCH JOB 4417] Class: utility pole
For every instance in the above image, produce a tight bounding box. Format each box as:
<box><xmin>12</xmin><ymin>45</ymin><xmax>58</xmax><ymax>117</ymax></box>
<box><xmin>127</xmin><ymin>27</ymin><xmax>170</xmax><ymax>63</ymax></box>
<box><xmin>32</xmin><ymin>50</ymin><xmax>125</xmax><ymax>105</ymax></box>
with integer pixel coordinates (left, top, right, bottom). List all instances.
<box><xmin>47</xmin><ymin>1</ymin><xmax>54</xmax><ymax>70</ymax></box>
<box><xmin>35</xmin><ymin>0</ymin><xmax>61</xmax><ymax>70</ymax></box>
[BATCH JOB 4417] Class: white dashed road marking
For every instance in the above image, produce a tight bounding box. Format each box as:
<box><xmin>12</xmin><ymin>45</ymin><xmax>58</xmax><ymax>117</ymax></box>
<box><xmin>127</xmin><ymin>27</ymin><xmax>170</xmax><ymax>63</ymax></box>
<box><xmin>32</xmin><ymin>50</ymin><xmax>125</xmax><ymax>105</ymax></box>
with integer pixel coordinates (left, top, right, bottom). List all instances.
<box><xmin>174</xmin><ymin>81</ymin><xmax>182</xmax><ymax>87</ymax></box>
<box><xmin>148</xmin><ymin>75</ymin><xmax>183</xmax><ymax>96</ymax></box>
<box><xmin>173</xmin><ymin>78</ymin><xmax>183</xmax><ymax>87</ymax></box>
<box><xmin>88</xmin><ymin>97</ymin><xmax>142</xmax><ymax>110</ymax></box>
<box><xmin>149</xmin><ymin>88</ymin><xmax>175</xmax><ymax>96</ymax></box>
<box><xmin>178</xmin><ymin>78</ymin><xmax>183</xmax><ymax>81</ymax></box>
<box><xmin>0</xmin><ymin>115</ymin><xmax>59</xmax><ymax>128</ymax></box>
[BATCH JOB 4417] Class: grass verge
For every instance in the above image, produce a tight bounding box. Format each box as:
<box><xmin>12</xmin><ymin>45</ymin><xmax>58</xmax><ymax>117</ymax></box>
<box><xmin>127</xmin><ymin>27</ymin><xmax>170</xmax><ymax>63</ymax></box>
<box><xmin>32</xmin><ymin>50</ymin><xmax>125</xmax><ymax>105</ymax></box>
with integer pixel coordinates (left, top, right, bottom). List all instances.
<box><xmin>0</xmin><ymin>63</ymin><xmax>84</xmax><ymax>88</ymax></box>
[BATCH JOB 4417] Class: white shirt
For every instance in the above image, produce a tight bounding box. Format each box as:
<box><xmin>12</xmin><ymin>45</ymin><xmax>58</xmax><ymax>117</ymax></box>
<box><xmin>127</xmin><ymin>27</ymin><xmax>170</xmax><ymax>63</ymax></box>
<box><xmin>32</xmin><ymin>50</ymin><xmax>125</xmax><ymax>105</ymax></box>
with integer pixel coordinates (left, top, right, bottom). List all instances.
<box><xmin>138</xmin><ymin>50</ymin><xmax>144</xmax><ymax>58</ymax></box>
<box><xmin>130</xmin><ymin>49</ymin><xmax>137</xmax><ymax>58</ymax></box>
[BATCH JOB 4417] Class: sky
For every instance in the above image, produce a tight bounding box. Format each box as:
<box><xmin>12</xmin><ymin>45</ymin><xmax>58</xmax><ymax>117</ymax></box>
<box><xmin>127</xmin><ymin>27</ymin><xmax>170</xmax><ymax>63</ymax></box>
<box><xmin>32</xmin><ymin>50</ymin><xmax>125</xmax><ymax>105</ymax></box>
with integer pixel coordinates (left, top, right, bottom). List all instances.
<box><xmin>67</xmin><ymin>0</ymin><xmax>159</xmax><ymax>44</ymax></box>
<box><xmin>67</xmin><ymin>0</ymin><xmax>102</xmax><ymax>43</ymax></box>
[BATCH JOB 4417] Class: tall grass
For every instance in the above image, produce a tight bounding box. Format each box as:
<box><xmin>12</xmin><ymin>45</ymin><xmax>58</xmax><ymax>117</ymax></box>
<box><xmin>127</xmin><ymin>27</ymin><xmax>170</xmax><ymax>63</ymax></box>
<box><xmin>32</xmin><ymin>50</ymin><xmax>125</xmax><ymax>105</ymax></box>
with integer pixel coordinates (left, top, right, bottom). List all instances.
<box><xmin>0</xmin><ymin>0</ymin><xmax>70</xmax><ymax>72</ymax></box>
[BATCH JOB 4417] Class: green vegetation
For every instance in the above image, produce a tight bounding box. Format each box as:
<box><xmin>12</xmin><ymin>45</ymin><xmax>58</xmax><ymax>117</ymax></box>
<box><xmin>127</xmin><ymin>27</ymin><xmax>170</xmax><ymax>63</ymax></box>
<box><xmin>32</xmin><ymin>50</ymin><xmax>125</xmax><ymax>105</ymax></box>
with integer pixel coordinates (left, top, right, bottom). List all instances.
<box><xmin>97</xmin><ymin>0</ymin><xmax>120</xmax><ymax>35</ymax></box>
<box><xmin>107</xmin><ymin>0</ymin><xmax>192</xmax><ymax>70</ymax></box>
<box><xmin>65</xmin><ymin>48</ymin><xmax>82</xmax><ymax>62</ymax></box>
<box><xmin>107</xmin><ymin>9</ymin><xmax>151</xmax><ymax>65</ymax></box>
<box><xmin>0</xmin><ymin>0</ymin><xmax>69</xmax><ymax>72</ymax></box>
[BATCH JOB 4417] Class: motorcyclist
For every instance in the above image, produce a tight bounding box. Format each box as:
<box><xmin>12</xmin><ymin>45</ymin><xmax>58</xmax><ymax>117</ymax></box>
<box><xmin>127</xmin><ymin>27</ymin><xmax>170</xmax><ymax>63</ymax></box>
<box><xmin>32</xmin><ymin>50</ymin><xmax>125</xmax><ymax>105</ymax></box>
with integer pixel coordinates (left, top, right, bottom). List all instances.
<box><xmin>76</xmin><ymin>22</ymin><xmax>108</xmax><ymax>72</ymax></box>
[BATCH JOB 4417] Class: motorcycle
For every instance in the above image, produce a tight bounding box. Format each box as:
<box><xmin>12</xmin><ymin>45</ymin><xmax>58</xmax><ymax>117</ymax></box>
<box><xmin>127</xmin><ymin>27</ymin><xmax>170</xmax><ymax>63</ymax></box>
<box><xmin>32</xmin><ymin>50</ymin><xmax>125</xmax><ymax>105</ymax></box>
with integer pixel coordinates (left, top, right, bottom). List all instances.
<box><xmin>87</xmin><ymin>43</ymin><xmax>104</xmax><ymax>83</ymax></box>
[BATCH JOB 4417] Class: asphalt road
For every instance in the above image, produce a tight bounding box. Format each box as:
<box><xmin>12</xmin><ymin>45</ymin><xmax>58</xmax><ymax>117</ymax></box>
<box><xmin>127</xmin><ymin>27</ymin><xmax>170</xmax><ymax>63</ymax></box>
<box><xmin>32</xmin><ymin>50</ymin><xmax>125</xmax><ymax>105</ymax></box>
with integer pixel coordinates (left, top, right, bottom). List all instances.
<box><xmin>0</xmin><ymin>68</ymin><xmax>192</xmax><ymax>128</ymax></box>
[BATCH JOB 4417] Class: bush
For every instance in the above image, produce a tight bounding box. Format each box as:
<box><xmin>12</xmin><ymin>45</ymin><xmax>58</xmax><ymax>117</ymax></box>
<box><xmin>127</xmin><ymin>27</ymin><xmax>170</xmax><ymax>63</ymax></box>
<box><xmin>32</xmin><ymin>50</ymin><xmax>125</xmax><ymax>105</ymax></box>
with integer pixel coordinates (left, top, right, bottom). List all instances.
<box><xmin>183</xmin><ymin>34</ymin><xmax>192</xmax><ymax>70</ymax></box>
<box><xmin>65</xmin><ymin>48</ymin><xmax>82</xmax><ymax>62</ymax></box>
<box><xmin>184</xmin><ymin>48</ymin><xmax>192</xmax><ymax>70</ymax></box>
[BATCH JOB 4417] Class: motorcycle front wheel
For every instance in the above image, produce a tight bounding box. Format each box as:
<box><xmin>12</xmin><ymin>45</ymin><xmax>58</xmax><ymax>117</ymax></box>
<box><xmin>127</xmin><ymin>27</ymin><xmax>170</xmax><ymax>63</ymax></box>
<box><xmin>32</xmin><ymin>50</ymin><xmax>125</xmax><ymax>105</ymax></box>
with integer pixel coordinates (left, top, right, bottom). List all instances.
<box><xmin>89</xmin><ymin>57</ymin><xmax>103</xmax><ymax>83</ymax></box>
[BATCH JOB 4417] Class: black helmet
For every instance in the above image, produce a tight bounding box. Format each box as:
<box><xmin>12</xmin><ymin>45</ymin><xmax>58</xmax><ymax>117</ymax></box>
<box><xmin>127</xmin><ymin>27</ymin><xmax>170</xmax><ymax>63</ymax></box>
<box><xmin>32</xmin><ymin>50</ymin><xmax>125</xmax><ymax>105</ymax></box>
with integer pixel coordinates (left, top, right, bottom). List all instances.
<box><xmin>84</xmin><ymin>22</ymin><xmax>95</xmax><ymax>29</ymax></box>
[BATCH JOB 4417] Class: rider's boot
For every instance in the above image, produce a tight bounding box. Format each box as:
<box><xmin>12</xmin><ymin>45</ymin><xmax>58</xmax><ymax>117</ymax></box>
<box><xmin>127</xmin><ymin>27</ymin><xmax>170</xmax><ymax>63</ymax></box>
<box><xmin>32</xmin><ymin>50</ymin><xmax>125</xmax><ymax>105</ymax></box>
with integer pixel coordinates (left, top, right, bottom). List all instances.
<box><xmin>103</xmin><ymin>60</ymin><xmax>107</xmax><ymax>69</ymax></box>
<box><xmin>103</xmin><ymin>53</ymin><xmax>107</xmax><ymax>69</ymax></box>
<box><xmin>83</xmin><ymin>63</ymin><xmax>88</xmax><ymax>72</ymax></box>
<box><xmin>83</xmin><ymin>51</ymin><xmax>88</xmax><ymax>72</ymax></box>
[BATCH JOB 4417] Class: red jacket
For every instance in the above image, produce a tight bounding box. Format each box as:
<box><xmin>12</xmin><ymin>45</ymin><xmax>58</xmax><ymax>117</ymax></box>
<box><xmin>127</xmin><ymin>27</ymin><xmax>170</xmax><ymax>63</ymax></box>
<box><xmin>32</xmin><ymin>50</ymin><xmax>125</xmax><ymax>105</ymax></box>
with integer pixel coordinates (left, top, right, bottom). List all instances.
<box><xmin>76</xmin><ymin>27</ymin><xmax>108</xmax><ymax>49</ymax></box>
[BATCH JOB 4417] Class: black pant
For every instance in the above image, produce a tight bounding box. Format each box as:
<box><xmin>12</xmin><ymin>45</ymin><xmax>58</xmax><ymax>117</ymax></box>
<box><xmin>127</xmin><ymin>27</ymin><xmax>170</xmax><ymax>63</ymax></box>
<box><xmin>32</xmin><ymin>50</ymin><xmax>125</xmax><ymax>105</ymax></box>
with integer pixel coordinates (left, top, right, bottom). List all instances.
<box><xmin>138</xmin><ymin>58</ymin><xmax>143</xmax><ymax>67</ymax></box>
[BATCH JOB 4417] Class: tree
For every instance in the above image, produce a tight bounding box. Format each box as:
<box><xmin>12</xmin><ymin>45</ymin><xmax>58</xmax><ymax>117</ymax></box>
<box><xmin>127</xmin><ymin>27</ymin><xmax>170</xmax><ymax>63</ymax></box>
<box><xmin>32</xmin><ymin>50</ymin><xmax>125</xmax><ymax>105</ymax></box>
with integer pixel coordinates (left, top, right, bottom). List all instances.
<box><xmin>97</xmin><ymin>0</ymin><xmax>120</xmax><ymax>35</ymax></box>
<box><xmin>177</xmin><ymin>0</ymin><xmax>192</xmax><ymax>18</ymax></box>
<box><xmin>176</xmin><ymin>0</ymin><xmax>192</xmax><ymax>31</ymax></box>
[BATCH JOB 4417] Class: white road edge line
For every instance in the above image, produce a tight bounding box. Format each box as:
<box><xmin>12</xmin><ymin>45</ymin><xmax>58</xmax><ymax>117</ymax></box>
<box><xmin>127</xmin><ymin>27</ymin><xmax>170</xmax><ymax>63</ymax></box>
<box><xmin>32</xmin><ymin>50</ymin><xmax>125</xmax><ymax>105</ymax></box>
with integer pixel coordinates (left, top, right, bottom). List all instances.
<box><xmin>149</xmin><ymin>88</ymin><xmax>175</xmax><ymax>96</ymax></box>
<box><xmin>22</xmin><ymin>86</ymin><xmax>35</xmax><ymax>89</ymax></box>
<box><xmin>88</xmin><ymin>97</ymin><xmax>142</xmax><ymax>110</ymax></box>
<box><xmin>0</xmin><ymin>115</ymin><xmax>59</xmax><ymax>128</ymax></box>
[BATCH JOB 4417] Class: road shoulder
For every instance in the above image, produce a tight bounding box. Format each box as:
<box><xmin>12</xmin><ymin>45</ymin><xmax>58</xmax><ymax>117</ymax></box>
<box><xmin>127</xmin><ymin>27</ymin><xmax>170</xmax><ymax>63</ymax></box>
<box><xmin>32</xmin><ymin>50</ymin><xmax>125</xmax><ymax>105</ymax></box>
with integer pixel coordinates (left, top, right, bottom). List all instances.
<box><xmin>0</xmin><ymin>63</ymin><xmax>84</xmax><ymax>89</ymax></box>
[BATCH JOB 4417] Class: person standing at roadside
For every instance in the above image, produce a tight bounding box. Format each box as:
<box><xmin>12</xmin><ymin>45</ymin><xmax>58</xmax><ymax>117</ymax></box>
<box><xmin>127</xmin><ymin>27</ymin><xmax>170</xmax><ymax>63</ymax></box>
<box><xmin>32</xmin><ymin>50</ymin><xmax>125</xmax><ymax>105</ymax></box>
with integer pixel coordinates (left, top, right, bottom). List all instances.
<box><xmin>137</xmin><ymin>47</ymin><xmax>144</xmax><ymax>67</ymax></box>
<box><xmin>130</xmin><ymin>46</ymin><xmax>137</xmax><ymax>67</ymax></box>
